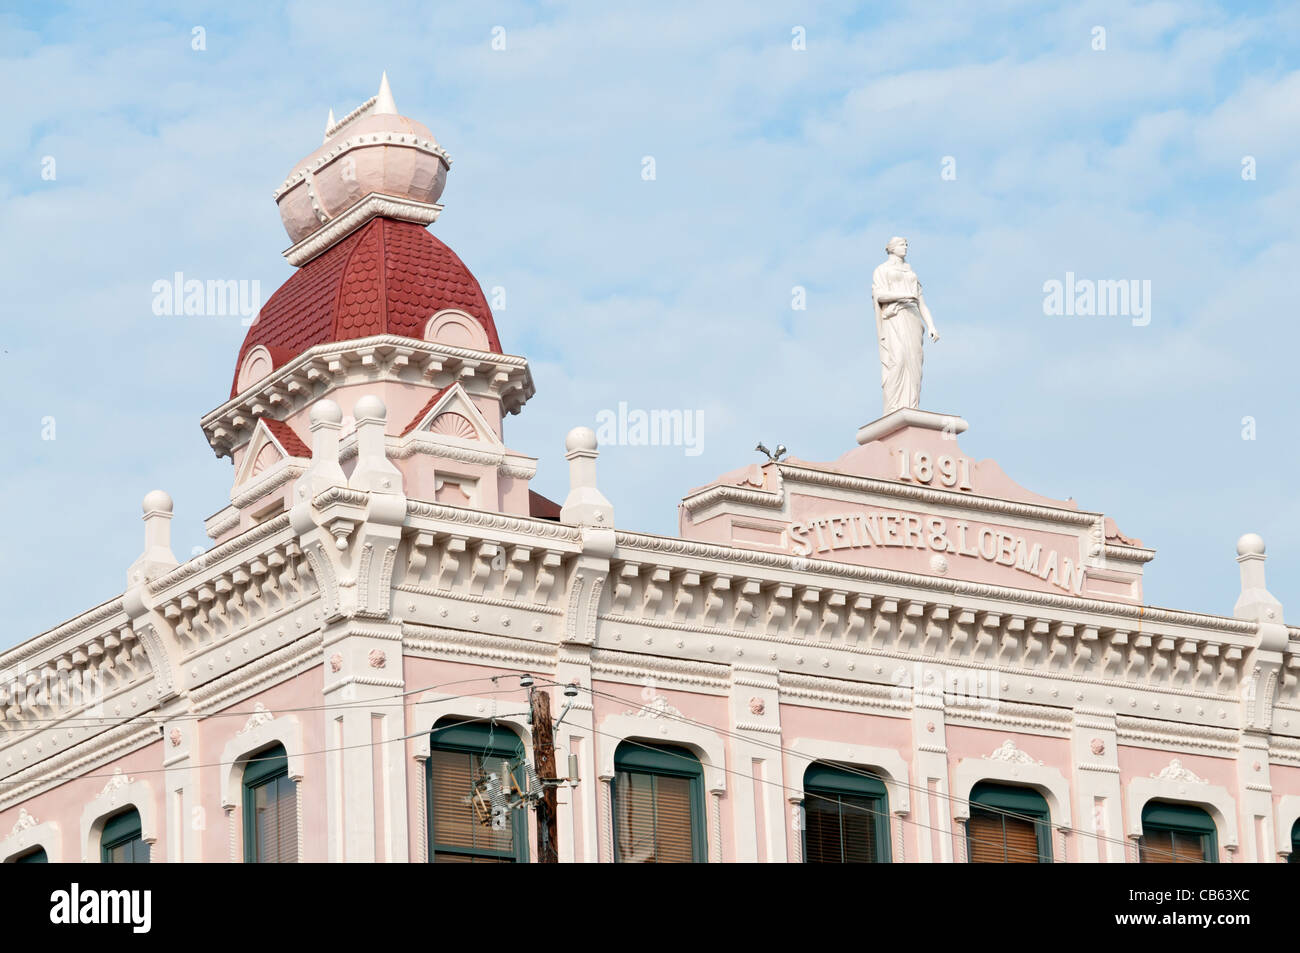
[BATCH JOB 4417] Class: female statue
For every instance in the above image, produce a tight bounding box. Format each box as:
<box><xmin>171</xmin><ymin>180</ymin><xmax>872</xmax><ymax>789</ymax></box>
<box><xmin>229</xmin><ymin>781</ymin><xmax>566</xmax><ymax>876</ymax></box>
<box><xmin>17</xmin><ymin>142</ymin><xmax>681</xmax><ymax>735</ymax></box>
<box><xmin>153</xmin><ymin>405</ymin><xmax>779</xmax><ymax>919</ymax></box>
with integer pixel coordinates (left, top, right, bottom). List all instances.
<box><xmin>872</xmin><ymin>237</ymin><xmax>940</xmax><ymax>416</ymax></box>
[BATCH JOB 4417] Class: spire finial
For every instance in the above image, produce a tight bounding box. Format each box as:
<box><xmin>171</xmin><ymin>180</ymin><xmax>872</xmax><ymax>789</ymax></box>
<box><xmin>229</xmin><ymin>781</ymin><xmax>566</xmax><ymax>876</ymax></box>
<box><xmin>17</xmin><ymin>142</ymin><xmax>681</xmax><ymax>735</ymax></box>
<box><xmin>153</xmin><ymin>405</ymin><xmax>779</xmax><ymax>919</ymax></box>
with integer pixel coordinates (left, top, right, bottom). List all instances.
<box><xmin>324</xmin><ymin>108</ymin><xmax>336</xmax><ymax>142</ymax></box>
<box><xmin>375</xmin><ymin>71</ymin><xmax>397</xmax><ymax>115</ymax></box>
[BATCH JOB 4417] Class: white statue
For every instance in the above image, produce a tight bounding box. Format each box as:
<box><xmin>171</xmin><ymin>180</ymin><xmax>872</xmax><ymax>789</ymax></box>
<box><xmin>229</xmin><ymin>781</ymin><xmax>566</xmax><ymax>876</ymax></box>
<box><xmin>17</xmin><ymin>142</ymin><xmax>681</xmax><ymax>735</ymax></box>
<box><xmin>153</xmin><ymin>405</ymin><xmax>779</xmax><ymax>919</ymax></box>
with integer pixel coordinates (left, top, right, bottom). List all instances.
<box><xmin>872</xmin><ymin>237</ymin><xmax>940</xmax><ymax>416</ymax></box>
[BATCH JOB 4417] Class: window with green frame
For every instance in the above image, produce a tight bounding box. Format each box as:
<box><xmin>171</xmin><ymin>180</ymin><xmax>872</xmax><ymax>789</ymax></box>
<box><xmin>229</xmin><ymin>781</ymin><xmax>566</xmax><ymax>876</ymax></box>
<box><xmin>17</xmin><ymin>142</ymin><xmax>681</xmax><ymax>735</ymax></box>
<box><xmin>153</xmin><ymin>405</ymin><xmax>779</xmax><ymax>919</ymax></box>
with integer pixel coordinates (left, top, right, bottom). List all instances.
<box><xmin>100</xmin><ymin>808</ymin><xmax>149</xmax><ymax>863</ymax></box>
<box><xmin>612</xmin><ymin>742</ymin><xmax>706</xmax><ymax>863</ymax></box>
<box><xmin>243</xmin><ymin>743</ymin><xmax>298</xmax><ymax>863</ymax></box>
<box><xmin>802</xmin><ymin>762</ymin><xmax>891</xmax><ymax>863</ymax></box>
<box><xmin>12</xmin><ymin>847</ymin><xmax>47</xmax><ymax>863</ymax></box>
<box><xmin>1139</xmin><ymin>802</ymin><xmax>1216</xmax><ymax>863</ymax></box>
<box><xmin>966</xmin><ymin>782</ymin><xmax>1052</xmax><ymax>863</ymax></box>
<box><xmin>427</xmin><ymin>719</ymin><xmax>528</xmax><ymax>863</ymax></box>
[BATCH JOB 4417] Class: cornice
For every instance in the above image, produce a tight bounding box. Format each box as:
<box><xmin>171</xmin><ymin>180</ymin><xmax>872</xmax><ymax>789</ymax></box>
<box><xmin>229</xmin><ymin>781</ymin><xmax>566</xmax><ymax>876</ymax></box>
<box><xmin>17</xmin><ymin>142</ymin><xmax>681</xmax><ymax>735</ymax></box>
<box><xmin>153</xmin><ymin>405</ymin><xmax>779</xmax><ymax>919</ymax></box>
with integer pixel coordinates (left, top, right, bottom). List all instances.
<box><xmin>190</xmin><ymin>632</ymin><xmax>323</xmax><ymax>712</ymax></box>
<box><xmin>612</xmin><ymin>530</ymin><xmax>1253</xmax><ymax>635</ymax></box>
<box><xmin>202</xmin><ymin>335</ymin><xmax>535</xmax><ymax>458</ymax></box>
<box><xmin>401</xmin><ymin>623</ymin><xmax>556</xmax><ymax>668</ymax></box>
<box><xmin>149</xmin><ymin>514</ymin><xmax>294</xmax><ymax>597</ymax></box>
<box><xmin>775</xmin><ymin>461</ymin><xmax>1102</xmax><ymax>527</ymax></box>
<box><xmin>0</xmin><ymin>722</ymin><xmax>157</xmax><ymax>810</ymax></box>
<box><xmin>282</xmin><ymin>193</ymin><xmax>443</xmax><ymax>266</ymax></box>
<box><xmin>589</xmin><ymin>647</ymin><xmax>731</xmax><ymax>690</ymax></box>
<box><xmin>778</xmin><ymin>671</ymin><xmax>911</xmax><ymax>713</ymax></box>
<box><xmin>1105</xmin><ymin>544</ymin><xmax>1157</xmax><ymax>564</ymax></box>
<box><xmin>0</xmin><ymin>598</ymin><xmax>127</xmax><ymax>674</ymax></box>
<box><xmin>229</xmin><ymin>460</ymin><xmax>305</xmax><ymax>510</ymax></box>
<box><xmin>1115</xmin><ymin>714</ymin><xmax>1239</xmax><ymax>754</ymax></box>
<box><xmin>405</xmin><ymin>501</ymin><xmax>582</xmax><ymax>543</ymax></box>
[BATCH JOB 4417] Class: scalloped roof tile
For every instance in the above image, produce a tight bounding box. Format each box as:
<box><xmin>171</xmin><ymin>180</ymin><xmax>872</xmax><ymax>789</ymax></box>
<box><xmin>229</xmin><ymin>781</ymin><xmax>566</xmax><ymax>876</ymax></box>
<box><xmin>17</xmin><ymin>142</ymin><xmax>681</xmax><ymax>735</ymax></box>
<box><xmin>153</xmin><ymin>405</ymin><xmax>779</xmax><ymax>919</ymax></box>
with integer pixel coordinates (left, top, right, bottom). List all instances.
<box><xmin>231</xmin><ymin>218</ymin><xmax>500</xmax><ymax>397</ymax></box>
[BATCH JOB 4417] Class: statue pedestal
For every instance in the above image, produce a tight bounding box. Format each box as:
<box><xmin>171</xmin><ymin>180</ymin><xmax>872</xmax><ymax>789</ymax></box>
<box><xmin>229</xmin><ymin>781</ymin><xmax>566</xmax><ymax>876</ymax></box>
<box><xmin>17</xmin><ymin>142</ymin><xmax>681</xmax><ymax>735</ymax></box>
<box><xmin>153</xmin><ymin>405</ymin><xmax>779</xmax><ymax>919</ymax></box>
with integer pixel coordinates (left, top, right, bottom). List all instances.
<box><xmin>856</xmin><ymin>408</ymin><xmax>969</xmax><ymax>446</ymax></box>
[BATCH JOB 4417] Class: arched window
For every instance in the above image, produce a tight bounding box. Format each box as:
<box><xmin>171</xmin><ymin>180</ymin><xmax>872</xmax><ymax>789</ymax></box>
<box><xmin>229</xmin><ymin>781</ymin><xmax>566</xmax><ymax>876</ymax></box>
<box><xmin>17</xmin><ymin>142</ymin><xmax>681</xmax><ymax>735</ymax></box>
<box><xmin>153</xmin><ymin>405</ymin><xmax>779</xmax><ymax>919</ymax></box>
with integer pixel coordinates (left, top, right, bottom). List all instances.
<box><xmin>12</xmin><ymin>847</ymin><xmax>47</xmax><ymax>863</ymax></box>
<box><xmin>1291</xmin><ymin>819</ymin><xmax>1300</xmax><ymax>863</ymax></box>
<box><xmin>966</xmin><ymin>782</ymin><xmax>1052</xmax><ymax>863</ymax></box>
<box><xmin>612</xmin><ymin>742</ymin><xmax>705</xmax><ymax>863</ymax></box>
<box><xmin>1139</xmin><ymin>802</ymin><xmax>1216</xmax><ymax>863</ymax></box>
<box><xmin>101</xmin><ymin>808</ymin><xmax>149</xmax><ymax>863</ymax></box>
<box><xmin>243</xmin><ymin>743</ymin><xmax>298</xmax><ymax>863</ymax></box>
<box><xmin>427</xmin><ymin>719</ymin><xmax>528</xmax><ymax>863</ymax></box>
<box><xmin>802</xmin><ymin>762</ymin><xmax>891</xmax><ymax>863</ymax></box>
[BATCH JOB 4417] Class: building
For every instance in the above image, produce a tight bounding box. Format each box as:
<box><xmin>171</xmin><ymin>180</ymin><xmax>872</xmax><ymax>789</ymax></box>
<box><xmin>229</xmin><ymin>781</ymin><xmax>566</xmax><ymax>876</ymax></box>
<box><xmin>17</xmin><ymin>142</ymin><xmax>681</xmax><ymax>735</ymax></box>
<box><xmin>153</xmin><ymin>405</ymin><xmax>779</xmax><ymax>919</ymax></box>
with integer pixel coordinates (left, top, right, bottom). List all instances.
<box><xmin>2</xmin><ymin>75</ymin><xmax>1298</xmax><ymax>864</ymax></box>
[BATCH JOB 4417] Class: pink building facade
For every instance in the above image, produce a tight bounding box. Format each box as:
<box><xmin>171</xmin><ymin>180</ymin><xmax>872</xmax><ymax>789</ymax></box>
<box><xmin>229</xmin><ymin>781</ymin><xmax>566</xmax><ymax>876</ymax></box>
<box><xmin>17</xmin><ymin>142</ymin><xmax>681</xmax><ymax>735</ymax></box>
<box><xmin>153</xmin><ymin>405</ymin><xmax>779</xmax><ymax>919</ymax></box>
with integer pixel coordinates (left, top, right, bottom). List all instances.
<box><xmin>2</xmin><ymin>77</ymin><xmax>1298</xmax><ymax>864</ymax></box>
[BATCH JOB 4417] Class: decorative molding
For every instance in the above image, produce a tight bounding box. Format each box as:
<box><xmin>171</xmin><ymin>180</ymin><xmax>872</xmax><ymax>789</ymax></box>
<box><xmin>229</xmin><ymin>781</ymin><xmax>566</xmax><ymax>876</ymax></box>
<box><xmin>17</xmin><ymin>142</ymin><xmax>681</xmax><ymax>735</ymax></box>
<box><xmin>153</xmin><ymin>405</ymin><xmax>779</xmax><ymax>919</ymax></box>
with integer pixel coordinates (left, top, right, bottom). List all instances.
<box><xmin>204</xmin><ymin>335</ymin><xmax>535</xmax><ymax>456</ymax></box>
<box><xmin>1150</xmin><ymin>758</ymin><xmax>1206</xmax><ymax>784</ymax></box>
<box><xmin>96</xmin><ymin>767</ymin><xmax>133</xmax><ymax>799</ymax></box>
<box><xmin>237</xmin><ymin>702</ymin><xmax>276</xmax><ymax>735</ymax></box>
<box><xmin>190</xmin><ymin>633</ymin><xmax>323</xmax><ymax>713</ymax></box>
<box><xmin>983</xmin><ymin>740</ymin><xmax>1043</xmax><ymax>765</ymax></box>
<box><xmin>623</xmin><ymin>696</ymin><xmax>684</xmax><ymax>719</ymax></box>
<box><xmin>283</xmin><ymin>193</ymin><xmax>444</xmax><ymax>266</ymax></box>
<box><xmin>612</xmin><ymin>530</ymin><xmax>1255</xmax><ymax>635</ymax></box>
<box><xmin>150</xmin><ymin>515</ymin><xmax>294</xmax><ymax>595</ymax></box>
<box><xmin>406</xmin><ymin>502</ymin><xmax>581</xmax><ymax>542</ymax></box>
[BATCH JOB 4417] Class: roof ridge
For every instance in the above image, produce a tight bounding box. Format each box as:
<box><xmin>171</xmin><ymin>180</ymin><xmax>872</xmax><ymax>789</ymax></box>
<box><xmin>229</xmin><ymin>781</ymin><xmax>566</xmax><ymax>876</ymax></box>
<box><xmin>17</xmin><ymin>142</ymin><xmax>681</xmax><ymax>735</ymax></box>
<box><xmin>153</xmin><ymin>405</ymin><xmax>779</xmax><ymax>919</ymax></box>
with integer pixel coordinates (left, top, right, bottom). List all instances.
<box><xmin>330</xmin><ymin>218</ymin><xmax>381</xmax><ymax>341</ymax></box>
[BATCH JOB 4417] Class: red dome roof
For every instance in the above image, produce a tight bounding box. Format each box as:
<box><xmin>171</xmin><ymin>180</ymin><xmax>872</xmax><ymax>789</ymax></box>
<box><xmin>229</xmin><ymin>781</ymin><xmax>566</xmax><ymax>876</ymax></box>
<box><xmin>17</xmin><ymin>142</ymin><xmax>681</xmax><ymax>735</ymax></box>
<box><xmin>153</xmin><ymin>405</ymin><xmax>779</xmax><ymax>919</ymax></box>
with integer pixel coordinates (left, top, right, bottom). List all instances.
<box><xmin>232</xmin><ymin>217</ymin><xmax>501</xmax><ymax>397</ymax></box>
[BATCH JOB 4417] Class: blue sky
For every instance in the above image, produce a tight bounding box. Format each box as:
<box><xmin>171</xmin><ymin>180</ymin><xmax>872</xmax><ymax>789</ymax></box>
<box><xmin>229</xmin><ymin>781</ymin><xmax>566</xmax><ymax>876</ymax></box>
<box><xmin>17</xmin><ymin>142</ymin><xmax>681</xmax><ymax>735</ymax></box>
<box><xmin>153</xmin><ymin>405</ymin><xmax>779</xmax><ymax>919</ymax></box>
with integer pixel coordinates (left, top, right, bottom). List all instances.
<box><xmin>4</xmin><ymin>0</ymin><xmax>1300</xmax><ymax>644</ymax></box>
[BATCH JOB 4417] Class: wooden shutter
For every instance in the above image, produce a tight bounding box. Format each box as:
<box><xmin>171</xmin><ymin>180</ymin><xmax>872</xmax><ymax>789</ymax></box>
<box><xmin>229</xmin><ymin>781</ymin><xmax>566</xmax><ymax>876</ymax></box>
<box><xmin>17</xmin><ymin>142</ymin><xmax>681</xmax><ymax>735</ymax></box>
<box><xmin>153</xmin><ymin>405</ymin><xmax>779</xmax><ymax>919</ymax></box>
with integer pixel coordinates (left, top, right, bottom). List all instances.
<box><xmin>653</xmin><ymin>774</ymin><xmax>694</xmax><ymax>864</ymax></box>
<box><xmin>1002</xmin><ymin>815</ymin><xmax>1041</xmax><ymax>863</ymax></box>
<box><xmin>968</xmin><ymin>810</ymin><xmax>1041</xmax><ymax>863</ymax></box>
<box><xmin>1172</xmin><ymin>831</ymin><xmax>1207</xmax><ymax>863</ymax></box>
<box><xmin>967</xmin><ymin>812</ymin><xmax>1007</xmax><ymax>863</ymax></box>
<box><xmin>1139</xmin><ymin>830</ymin><xmax>1175</xmax><ymax>863</ymax></box>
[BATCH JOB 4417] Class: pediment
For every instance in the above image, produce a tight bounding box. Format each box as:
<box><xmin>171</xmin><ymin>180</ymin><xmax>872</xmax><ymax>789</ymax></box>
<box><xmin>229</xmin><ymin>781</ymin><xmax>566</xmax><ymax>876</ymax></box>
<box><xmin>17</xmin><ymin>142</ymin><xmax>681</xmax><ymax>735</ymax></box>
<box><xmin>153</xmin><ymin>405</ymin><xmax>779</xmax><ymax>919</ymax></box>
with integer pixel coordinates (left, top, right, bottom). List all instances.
<box><xmin>679</xmin><ymin>410</ymin><xmax>1150</xmax><ymax>604</ymax></box>
<box><xmin>404</xmin><ymin>383</ymin><xmax>503</xmax><ymax>450</ymax></box>
<box><xmin>233</xmin><ymin>420</ymin><xmax>300</xmax><ymax>489</ymax></box>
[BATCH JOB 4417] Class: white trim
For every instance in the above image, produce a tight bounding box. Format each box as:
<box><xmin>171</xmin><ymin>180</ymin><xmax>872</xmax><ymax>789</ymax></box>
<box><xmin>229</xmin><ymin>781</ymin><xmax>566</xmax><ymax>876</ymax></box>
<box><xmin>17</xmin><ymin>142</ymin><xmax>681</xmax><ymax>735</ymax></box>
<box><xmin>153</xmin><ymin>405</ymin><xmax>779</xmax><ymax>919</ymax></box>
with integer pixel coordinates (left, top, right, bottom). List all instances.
<box><xmin>782</xmin><ymin>737</ymin><xmax>911</xmax><ymax>815</ymax></box>
<box><xmin>80</xmin><ymin>778</ymin><xmax>159</xmax><ymax>863</ymax></box>
<box><xmin>425</xmin><ymin>308</ymin><xmax>491</xmax><ymax>351</ymax></box>
<box><xmin>411</xmin><ymin>691</ymin><xmax>533</xmax><ymax>760</ymax></box>
<box><xmin>220</xmin><ymin>712</ymin><xmax>306</xmax><ymax>810</ymax></box>
<box><xmin>595</xmin><ymin>712</ymin><xmax>727</xmax><ymax>793</ymax></box>
<box><xmin>1124</xmin><ymin>776</ymin><xmax>1238</xmax><ymax>853</ymax></box>
<box><xmin>950</xmin><ymin>755</ymin><xmax>1074</xmax><ymax>829</ymax></box>
<box><xmin>0</xmin><ymin>817</ymin><xmax>62</xmax><ymax>862</ymax></box>
<box><xmin>1274</xmin><ymin>795</ymin><xmax>1300</xmax><ymax>859</ymax></box>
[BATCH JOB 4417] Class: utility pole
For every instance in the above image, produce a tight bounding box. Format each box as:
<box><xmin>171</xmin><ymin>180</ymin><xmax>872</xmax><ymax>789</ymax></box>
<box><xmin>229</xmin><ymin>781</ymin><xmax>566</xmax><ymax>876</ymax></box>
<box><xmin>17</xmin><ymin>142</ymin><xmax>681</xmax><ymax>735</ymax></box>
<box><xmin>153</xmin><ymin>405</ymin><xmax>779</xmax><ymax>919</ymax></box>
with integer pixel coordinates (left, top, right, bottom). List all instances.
<box><xmin>529</xmin><ymin>685</ymin><xmax>559</xmax><ymax>863</ymax></box>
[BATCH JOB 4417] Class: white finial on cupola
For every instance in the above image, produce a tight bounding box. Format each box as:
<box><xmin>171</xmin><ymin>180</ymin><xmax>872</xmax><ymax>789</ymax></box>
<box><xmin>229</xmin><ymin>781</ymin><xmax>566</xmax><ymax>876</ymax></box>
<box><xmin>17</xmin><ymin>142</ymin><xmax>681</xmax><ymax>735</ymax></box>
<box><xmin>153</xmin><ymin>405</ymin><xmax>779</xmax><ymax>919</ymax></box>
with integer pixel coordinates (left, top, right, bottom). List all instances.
<box><xmin>374</xmin><ymin>71</ymin><xmax>398</xmax><ymax>116</ymax></box>
<box><xmin>324</xmin><ymin>108</ymin><xmax>336</xmax><ymax>142</ymax></box>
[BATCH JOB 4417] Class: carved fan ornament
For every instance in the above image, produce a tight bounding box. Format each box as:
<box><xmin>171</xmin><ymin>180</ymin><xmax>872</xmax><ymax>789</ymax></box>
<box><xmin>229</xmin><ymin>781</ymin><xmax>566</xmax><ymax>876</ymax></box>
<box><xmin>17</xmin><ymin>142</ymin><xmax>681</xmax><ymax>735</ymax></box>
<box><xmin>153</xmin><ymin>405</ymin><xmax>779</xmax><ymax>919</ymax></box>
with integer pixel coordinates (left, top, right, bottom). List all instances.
<box><xmin>428</xmin><ymin>412</ymin><xmax>477</xmax><ymax>439</ymax></box>
<box><xmin>250</xmin><ymin>442</ymin><xmax>282</xmax><ymax>477</ymax></box>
